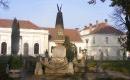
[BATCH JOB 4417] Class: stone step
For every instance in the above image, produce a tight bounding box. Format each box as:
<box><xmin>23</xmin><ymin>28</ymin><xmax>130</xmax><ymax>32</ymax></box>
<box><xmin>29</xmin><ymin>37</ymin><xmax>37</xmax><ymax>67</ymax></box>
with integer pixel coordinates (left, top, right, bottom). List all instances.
<box><xmin>44</xmin><ymin>74</ymin><xmax>67</xmax><ymax>80</ymax></box>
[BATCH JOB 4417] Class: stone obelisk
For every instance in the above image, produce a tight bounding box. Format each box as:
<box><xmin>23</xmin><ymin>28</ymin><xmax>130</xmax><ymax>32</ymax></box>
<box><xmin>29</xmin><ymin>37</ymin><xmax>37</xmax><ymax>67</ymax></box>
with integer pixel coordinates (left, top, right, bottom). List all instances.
<box><xmin>45</xmin><ymin>4</ymin><xmax>68</xmax><ymax>74</ymax></box>
<box><xmin>55</xmin><ymin>4</ymin><xmax>64</xmax><ymax>43</ymax></box>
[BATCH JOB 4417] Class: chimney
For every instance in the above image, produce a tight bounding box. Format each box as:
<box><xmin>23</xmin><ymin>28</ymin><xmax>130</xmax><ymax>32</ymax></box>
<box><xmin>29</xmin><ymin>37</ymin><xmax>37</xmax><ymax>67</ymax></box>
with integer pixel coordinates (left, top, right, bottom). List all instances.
<box><xmin>96</xmin><ymin>20</ymin><xmax>98</xmax><ymax>25</ymax></box>
<box><xmin>89</xmin><ymin>23</ymin><xmax>92</xmax><ymax>26</ymax></box>
<box><xmin>104</xmin><ymin>19</ymin><xmax>108</xmax><ymax>23</ymax></box>
<box><xmin>84</xmin><ymin>26</ymin><xmax>87</xmax><ymax>28</ymax></box>
<box><xmin>75</xmin><ymin>28</ymin><xmax>79</xmax><ymax>30</ymax></box>
<box><xmin>89</xmin><ymin>23</ymin><xmax>93</xmax><ymax>32</ymax></box>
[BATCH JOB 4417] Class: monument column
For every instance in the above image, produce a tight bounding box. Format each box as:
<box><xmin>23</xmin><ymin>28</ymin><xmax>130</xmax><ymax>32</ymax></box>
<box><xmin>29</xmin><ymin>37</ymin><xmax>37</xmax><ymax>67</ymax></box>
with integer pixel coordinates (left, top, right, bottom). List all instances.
<box><xmin>55</xmin><ymin>4</ymin><xmax>64</xmax><ymax>43</ymax></box>
<box><xmin>45</xmin><ymin>4</ymin><xmax>68</xmax><ymax>74</ymax></box>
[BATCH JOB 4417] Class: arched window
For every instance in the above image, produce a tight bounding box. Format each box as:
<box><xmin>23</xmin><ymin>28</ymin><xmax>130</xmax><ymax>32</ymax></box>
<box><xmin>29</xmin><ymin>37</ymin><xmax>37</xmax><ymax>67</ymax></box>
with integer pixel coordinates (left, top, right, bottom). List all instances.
<box><xmin>1</xmin><ymin>42</ymin><xmax>7</xmax><ymax>55</ymax></box>
<box><xmin>105</xmin><ymin>49</ymin><xmax>109</xmax><ymax>60</ymax></box>
<box><xmin>117</xmin><ymin>49</ymin><xmax>121</xmax><ymax>60</ymax></box>
<box><xmin>93</xmin><ymin>37</ymin><xmax>95</xmax><ymax>44</ymax></box>
<box><xmin>86</xmin><ymin>39</ymin><xmax>89</xmax><ymax>43</ymax></box>
<box><xmin>24</xmin><ymin>43</ymin><xmax>29</xmax><ymax>56</ymax></box>
<box><xmin>99</xmin><ymin>49</ymin><xmax>104</xmax><ymax>60</ymax></box>
<box><xmin>106</xmin><ymin>37</ymin><xmax>109</xmax><ymax>44</ymax></box>
<box><xmin>34</xmin><ymin>43</ymin><xmax>39</xmax><ymax>54</ymax></box>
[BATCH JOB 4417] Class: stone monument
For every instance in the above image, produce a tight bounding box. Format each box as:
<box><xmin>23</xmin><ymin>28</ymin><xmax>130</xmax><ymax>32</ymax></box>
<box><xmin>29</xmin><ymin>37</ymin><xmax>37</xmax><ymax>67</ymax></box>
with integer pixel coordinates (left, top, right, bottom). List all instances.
<box><xmin>44</xmin><ymin>4</ymin><xmax>68</xmax><ymax>74</ymax></box>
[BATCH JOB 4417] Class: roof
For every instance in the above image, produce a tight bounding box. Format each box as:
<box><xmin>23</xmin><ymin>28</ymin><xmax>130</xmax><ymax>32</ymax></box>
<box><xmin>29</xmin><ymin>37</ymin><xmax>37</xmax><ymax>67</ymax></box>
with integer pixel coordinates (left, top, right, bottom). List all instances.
<box><xmin>0</xmin><ymin>19</ymin><xmax>40</xmax><ymax>29</ymax></box>
<box><xmin>48</xmin><ymin>28</ymin><xmax>82</xmax><ymax>42</ymax></box>
<box><xmin>83</xmin><ymin>23</ymin><xmax>124</xmax><ymax>35</ymax></box>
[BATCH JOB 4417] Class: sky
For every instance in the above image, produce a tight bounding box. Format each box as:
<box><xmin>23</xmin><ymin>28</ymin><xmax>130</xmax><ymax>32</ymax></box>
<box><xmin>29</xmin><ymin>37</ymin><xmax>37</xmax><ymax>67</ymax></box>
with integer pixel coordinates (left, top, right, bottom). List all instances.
<box><xmin>0</xmin><ymin>0</ymin><xmax>114</xmax><ymax>29</ymax></box>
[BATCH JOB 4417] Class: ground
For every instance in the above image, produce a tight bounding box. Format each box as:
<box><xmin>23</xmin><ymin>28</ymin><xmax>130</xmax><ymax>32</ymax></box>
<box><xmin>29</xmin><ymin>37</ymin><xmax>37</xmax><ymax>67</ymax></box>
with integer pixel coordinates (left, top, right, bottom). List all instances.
<box><xmin>0</xmin><ymin>55</ymin><xmax>130</xmax><ymax>80</ymax></box>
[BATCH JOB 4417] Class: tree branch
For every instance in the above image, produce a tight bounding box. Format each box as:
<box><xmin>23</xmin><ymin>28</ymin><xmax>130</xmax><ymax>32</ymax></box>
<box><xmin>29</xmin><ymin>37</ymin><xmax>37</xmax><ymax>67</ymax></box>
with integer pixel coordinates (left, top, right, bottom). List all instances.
<box><xmin>88</xmin><ymin>0</ymin><xmax>105</xmax><ymax>4</ymax></box>
<box><xmin>111</xmin><ymin>7</ymin><xmax>127</xmax><ymax>31</ymax></box>
<box><xmin>0</xmin><ymin>0</ymin><xmax>9</xmax><ymax>9</ymax></box>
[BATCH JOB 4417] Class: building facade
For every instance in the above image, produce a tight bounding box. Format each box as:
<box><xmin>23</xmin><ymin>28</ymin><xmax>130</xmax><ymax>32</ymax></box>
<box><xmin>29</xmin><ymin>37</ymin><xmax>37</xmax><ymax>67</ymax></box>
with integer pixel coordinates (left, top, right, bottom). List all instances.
<box><xmin>80</xmin><ymin>21</ymin><xmax>124</xmax><ymax>60</ymax></box>
<box><xmin>0</xmin><ymin>19</ymin><xmax>49</xmax><ymax>56</ymax></box>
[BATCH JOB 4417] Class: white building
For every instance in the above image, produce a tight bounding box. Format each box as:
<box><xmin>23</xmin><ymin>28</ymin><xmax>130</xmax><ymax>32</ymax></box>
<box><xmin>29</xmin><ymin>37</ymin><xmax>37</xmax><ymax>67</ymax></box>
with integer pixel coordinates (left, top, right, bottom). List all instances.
<box><xmin>0</xmin><ymin>19</ymin><xmax>49</xmax><ymax>56</ymax></box>
<box><xmin>0</xmin><ymin>7</ymin><xmax>124</xmax><ymax>60</ymax></box>
<box><xmin>0</xmin><ymin>19</ymin><xmax>124</xmax><ymax>60</ymax></box>
<box><xmin>80</xmin><ymin>21</ymin><xmax>124</xmax><ymax>60</ymax></box>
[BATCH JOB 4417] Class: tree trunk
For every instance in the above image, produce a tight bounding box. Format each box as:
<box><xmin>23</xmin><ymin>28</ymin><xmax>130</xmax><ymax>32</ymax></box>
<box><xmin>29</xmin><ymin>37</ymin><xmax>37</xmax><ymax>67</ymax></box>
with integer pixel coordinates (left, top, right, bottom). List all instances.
<box><xmin>125</xmin><ymin>15</ymin><xmax>130</xmax><ymax>52</ymax></box>
<box><xmin>127</xmin><ymin>32</ymin><xmax>130</xmax><ymax>51</ymax></box>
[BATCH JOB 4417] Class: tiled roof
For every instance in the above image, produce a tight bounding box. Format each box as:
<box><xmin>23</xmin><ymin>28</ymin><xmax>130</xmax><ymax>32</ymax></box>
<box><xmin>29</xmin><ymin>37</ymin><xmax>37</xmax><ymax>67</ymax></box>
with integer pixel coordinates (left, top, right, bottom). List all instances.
<box><xmin>48</xmin><ymin>28</ymin><xmax>82</xmax><ymax>42</ymax></box>
<box><xmin>0</xmin><ymin>19</ymin><xmax>39</xmax><ymax>29</ymax></box>
<box><xmin>83</xmin><ymin>23</ymin><xmax>124</xmax><ymax>35</ymax></box>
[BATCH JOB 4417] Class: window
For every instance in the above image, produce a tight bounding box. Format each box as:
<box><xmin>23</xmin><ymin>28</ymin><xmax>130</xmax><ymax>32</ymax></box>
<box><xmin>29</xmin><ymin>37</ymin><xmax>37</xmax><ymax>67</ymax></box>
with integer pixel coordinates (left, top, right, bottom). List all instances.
<box><xmin>1</xmin><ymin>42</ymin><xmax>7</xmax><ymax>55</ymax></box>
<box><xmin>116</xmin><ymin>49</ymin><xmax>121</xmax><ymax>60</ymax></box>
<box><xmin>34</xmin><ymin>43</ymin><xmax>39</xmax><ymax>54</ymax></box>
<box><xmin>93</xmin><ymin>37</ymin><xmax>95</xmax><ymax>44</ymax></box>
<box><xmin>24</xmin><ymin>43</ymin><xmax>29</xmax><ymax>56</ymax></box>
<box><xmin>106</xmin><ymin>37</ymin><xmax>108</xmax><ymax>44</ymax></box>
<box><xmin>99</xmin><ymin>50</ymin><xmax>104</xmax><ymax>60</ymax></box>
<box><xmin>105</xmin><ymin>49</ymin><xmax>109</xmax><ymax>60</ymax></box>
<box><xmin>86</xmin><ymin>39</ymin><xmax>89</xmax><ymax>43</ymax></box>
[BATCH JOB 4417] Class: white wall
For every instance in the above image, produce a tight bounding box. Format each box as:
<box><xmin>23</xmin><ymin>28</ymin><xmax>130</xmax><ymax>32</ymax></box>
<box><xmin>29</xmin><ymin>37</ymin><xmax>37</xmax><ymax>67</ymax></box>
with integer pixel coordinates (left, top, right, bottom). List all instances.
<box><xmin>80</xmin><ymin>33</ymin><xmax>123</xmax><ymax>60</ymax></box>
<box><xmin>0</xmin><ymin>27</ymin><xmax>49</xmax><ymax>56</ymax></box>
<box><xmin>48</xmin><ymin>41</ymin><xmax>56</xmax><ymax>57</ymax></box>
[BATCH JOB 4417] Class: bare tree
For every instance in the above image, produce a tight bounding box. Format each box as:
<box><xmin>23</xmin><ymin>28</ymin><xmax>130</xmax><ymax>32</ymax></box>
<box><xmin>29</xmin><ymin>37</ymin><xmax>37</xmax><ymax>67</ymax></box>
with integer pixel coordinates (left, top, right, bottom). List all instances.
<box><xmin>111</xmin><ymin>7</ymin><xmax>126</xmax><ymax>31</ymax></box>
<box><xmin>88</xmin><ymin>0</ymin><xmax>105</xmax><ymax>4</ymax></box>
<box><xmin>0</xmin><ymin>0</ymin><xmax>9</xmax><ymax>9</ymax></box>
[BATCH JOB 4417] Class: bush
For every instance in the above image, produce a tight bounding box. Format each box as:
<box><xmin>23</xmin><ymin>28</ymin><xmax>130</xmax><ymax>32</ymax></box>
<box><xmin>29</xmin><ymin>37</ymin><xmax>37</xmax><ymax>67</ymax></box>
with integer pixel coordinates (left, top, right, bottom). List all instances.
<box><xmin>99</xmin><ymin>61</ymin><xmax>130</xmax><ymax>75</ymax></box>
<box><xmin>0</xmin><ymin>72</ymin><xmax>14</xmax><ymax>80</ymax></box>
<box><xmin>87</xmin><ymin>60</ymin><xmax>130</xmax><ymax>75</ymax></box>
<box><xmin>8</xmin><ymin>55</ymin><xmax>23</xmax><ymax>69</ymax></box>
<box><xmin>96</xmin><ymin>77</ymin><xmax>127</xmax><ymax>80</ymax></box>
<box><xmin>0</xmin><ymin>56</ymin><xmax>14</xmax><ymax>80</ymax></box>
<box><xmin>23</xmin><ymin>56</ymin><xmax>36</xmax><ymax>74</ymax></box>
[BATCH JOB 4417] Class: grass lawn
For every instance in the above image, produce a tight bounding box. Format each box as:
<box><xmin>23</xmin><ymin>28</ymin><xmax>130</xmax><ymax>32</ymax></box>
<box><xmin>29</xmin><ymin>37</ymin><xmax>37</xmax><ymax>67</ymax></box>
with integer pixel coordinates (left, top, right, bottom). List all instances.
<box><xmin>96</xmin><ymin>77</ymin><xmax>128</xmax><ymax>80</ymax></box>
<box><xmin>87</xmin><ymin>60</ymin><xmax>130</xmax><ymax>75</ymax></box>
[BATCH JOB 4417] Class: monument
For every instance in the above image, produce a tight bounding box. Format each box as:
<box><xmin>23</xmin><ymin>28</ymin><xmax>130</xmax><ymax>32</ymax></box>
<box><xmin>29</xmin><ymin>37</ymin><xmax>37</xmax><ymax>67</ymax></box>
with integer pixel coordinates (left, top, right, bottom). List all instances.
<box><xmin>44</xmin><ymin>4</ymin><xmax>68</xmax><ymax>74</ymax></box>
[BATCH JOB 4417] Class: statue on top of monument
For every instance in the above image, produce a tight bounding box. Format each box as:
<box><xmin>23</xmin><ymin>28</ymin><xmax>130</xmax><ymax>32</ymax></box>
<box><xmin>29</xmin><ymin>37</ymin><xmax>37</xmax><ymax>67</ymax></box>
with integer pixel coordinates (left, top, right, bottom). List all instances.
<box><xmin>57</xmin><ymin>4</ymin><xmax>62</xmax><ymax>12</ymax></box>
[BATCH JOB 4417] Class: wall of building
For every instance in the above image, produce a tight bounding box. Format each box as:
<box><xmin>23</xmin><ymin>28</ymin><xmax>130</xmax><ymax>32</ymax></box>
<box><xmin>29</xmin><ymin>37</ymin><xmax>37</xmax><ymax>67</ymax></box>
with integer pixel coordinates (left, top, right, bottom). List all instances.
<box><xmin>80</xmin><ymin>33</ymin><xmax>123</xmax><ymax>60</ymax></box>
<box><xmin>0</xmin><ymin>28</ymin><xmax>49</xmax><ymax>56</ymax></box>
<box><xmin>0</xmin><ymin>26</ymin><xmax>123</xmax><ymax>60</ymax></box>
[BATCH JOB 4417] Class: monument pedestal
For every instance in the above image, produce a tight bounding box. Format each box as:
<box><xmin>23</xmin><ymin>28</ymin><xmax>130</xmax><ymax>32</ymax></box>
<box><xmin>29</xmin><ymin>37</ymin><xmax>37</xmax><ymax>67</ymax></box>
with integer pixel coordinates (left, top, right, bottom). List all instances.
<box><xmin>44</xmin><ymin>45</ymin><xmax>68</xmax><ymax>74</ymax></box>
<box><xmin>45</xmin><ymin>58</ymin><xmax>68</xmax><ymax>74</ymax></box>
<box><xmin>68</xmin><ymin>62</ymin><xmax>74</xmax><ymax>74</ymax></box>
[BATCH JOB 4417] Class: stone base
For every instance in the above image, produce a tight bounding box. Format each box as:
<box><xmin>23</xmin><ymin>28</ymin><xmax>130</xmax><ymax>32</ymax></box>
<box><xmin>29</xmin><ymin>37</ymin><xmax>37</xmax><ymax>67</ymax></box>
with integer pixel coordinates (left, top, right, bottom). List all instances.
<box><xmin>9</xmin><ymin>69</ymin><xmax>21</xmax><ymax>78</ymax></box>
<box><xmin>68</xmin><ymin>62</ymin><xmax>74</xmax><ymax>74</ymax></box>
<box><xmin>45</xmin><ymin>68</ymin><xmax>68</xmax><ymax>74</ymax></box>
<box><xmin>44</xmin><ymin>58</ymin><xmax>68</xmax><ymax>74</ymax></box>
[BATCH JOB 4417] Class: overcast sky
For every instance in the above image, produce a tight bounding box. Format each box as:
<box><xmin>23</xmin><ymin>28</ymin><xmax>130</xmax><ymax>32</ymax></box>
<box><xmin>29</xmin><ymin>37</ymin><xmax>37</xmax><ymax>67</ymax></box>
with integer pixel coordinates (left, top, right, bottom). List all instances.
<box><xmin>0</xmin><ymin>0</ymin><xmax>114</xmax><ymax>29</ymax></box>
